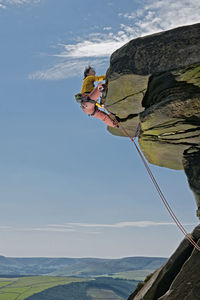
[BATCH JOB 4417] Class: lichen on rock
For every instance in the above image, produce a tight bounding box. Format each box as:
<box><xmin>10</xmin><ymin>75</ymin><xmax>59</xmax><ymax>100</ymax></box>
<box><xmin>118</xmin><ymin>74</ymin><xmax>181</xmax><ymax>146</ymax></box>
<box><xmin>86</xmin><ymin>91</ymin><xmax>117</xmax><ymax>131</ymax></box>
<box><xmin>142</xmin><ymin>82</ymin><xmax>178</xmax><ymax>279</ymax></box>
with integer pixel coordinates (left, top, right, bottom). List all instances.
<box><xmin>104</xmin><ymin>23</ymin><xmax>200</xmax><ymax>300</ymax></box>
<box><xmin>104</xmin><ymin>23</ymin><xmax>200</xmax><ymax>172</ymax></box>
<box><xmin>104</xmin><ymin>23</ymin><xmax>200</xmax><ymax>185</ymax></box>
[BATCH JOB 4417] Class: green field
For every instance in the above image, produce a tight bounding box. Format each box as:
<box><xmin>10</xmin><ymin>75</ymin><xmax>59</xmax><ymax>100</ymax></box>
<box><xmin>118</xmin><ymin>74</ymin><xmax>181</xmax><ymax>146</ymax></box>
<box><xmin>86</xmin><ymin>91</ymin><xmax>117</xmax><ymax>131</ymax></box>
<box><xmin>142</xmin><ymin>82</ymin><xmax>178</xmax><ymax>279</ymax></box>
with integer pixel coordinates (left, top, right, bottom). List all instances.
<box><xmin>0</xmin><ymin>276</ymin><xmax>89</xmax><ymax>300</ymax></box>
<box><xmin>111</xmin><ymin>269</ymin><xmax>155</xmax><ymax>281</ymax></box>
<box><xmin>0</xmin><ymin>256</ymin><xmax>166</xmax><ymax>299</ymax></box>
<box><xmin>26</xmin><ymin>277</ymin><xmax>138</xmax><ymax>300</ymax></box>
<box><xmin>87</xmin><ymin>287</ymin><xmax>123</xmax><ymax>300</ymax></box>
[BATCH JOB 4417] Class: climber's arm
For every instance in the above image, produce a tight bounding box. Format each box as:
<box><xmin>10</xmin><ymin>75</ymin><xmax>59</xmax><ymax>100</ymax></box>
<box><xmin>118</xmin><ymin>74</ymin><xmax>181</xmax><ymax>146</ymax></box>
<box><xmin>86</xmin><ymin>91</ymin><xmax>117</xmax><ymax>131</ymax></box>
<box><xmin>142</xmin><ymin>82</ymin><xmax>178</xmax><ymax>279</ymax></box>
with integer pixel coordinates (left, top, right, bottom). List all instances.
<box><xmin>94</xmin><ymin>75</ymin><xmax>106</xmax><ymax>81</ymax></box>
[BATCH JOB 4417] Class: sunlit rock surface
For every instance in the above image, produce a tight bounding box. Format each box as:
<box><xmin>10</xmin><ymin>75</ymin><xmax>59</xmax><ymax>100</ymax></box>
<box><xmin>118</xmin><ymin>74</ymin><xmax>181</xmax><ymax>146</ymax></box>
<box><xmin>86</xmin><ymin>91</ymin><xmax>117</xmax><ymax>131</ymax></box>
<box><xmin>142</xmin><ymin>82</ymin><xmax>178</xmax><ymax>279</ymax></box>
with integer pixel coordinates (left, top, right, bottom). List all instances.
<box><xmin>104</xmin><ymin>22</ymin><xmax>200</xmax><ymax>205</ymax></box>
<box><xmin>104</xmin><ymin>23</ymin><xmax>200</xmax><ymax>170</ymax></box>
<box><xmin>103</xmin><ymin>23</ymin><xmax>200</xmax><ymax>300</ymax></box>
<box><xmin>183</xmin><ymin>147</ymin><xmax>200</xmax><ymax>219</ymax></box>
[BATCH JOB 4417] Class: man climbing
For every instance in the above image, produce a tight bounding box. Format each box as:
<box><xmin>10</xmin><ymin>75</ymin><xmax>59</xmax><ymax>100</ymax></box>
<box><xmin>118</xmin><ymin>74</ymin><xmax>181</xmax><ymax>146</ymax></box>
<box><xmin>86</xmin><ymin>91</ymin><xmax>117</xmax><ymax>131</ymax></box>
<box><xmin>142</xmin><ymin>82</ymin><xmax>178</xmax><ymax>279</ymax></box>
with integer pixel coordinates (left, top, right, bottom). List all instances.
<box><xmin>75</xmin><ymin>66</ymin><xmax>118</xmax><ymax>127</ymax></box>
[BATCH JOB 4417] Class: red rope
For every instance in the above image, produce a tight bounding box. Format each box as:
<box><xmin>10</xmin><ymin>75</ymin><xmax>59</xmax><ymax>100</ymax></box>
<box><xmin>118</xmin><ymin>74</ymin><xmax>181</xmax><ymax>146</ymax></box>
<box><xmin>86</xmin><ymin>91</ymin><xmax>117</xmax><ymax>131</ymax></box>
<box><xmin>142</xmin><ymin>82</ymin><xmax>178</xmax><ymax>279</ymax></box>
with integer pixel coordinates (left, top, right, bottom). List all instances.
<box><xmin>100</xmin><ymin>93</ymin><xmax>200</xmax><ymax>250</ymax></box>
<box><xmin>118</xmin><ymin>122</ymin><xmax>200</xmax><ymax>251</ymax></box>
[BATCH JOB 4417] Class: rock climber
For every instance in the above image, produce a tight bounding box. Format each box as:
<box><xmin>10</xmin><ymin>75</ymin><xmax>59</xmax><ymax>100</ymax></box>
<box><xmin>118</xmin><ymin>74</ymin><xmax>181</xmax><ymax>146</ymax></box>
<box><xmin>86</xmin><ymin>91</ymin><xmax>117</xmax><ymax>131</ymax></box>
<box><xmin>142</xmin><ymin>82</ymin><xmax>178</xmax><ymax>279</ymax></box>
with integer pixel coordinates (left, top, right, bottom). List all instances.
<box><xmin>75</xmin><ymin>66</ymin><xmax>118</xmax><ymax>127</ymax></box>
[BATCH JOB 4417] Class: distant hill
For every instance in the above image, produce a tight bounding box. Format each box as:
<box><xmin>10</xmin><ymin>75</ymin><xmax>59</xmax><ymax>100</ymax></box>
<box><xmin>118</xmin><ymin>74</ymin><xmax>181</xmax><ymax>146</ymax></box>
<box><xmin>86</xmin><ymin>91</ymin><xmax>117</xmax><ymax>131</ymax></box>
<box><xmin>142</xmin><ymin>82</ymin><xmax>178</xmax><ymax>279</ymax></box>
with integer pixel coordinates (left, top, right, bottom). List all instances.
<box><xmin>0</xmin><ymin>257</ymin><xmax>167</xmax><ymax>299</ymax></box>
<box><xmin>25</xmin><ymin>277</ymin><xmax>138</xmax><ymax>300</ymax></box>
<box><xmin>0</xmin><ymin>276</ymin><xmax>89</xmax><ymax>300</ymax></box>
<box><xmin>0</xmin><ymin>256</ymin><xmax>166</xmax><ymax>277</ymax></box>
<box><xmin>0</xmin><ymin>276</ymin><xmax>138</xmax><ymax>300</ymax></box>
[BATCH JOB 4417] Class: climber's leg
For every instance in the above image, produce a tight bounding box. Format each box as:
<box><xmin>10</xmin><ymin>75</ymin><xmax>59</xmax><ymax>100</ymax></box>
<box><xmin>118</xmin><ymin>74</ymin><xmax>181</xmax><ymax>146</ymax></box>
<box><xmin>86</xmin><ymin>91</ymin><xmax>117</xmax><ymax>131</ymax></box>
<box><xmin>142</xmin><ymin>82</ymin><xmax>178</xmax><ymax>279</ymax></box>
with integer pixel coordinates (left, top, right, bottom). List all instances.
<box><xmin>93</xmin><ymin>108</ymin><xmax>116</xmax><ymax>127</ymax></box>
<box><xmin>89</xmin><ymin>83</ymin><xmax>104</xmax><ymax>101</ymax></box>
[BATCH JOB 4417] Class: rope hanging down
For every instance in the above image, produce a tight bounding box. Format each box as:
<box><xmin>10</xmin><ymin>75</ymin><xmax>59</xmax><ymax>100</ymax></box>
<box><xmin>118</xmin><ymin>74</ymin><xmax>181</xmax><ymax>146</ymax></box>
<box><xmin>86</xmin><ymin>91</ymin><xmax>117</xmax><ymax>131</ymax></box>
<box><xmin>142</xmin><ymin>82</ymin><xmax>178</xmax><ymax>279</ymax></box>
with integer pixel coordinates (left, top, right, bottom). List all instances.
<box><xmin>118</xmin><ymin>122</ymin><xmax>200</xmax><ymax>252</ymax></box>
<box><xmin>101</xmin><ymin>97</ymin><xmax>200</xmax><ymax>251</ymax></box>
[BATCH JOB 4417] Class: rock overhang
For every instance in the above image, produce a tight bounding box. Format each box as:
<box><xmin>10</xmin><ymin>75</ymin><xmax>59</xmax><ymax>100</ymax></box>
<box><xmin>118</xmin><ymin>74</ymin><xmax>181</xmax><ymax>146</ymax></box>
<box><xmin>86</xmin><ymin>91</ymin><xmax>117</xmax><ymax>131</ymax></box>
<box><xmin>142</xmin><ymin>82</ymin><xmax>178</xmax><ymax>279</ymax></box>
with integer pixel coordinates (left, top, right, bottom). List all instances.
<box><xmin>104</xmin><ymin>23</ymin><xmax>200</xmax><ymax>171</ymax></box>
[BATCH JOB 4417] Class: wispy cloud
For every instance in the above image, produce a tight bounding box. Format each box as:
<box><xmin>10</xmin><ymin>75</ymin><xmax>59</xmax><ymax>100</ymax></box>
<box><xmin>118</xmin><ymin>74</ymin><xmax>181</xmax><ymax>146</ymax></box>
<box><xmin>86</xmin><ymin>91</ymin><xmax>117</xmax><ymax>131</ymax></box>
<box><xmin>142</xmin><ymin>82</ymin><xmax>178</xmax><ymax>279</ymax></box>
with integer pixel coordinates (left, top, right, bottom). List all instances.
<box><xmin>29</xmin><ymin>58</ymin><xmax>108</xmax><ymax>80</ymax></box>
<box><xmin>103</xmin><ymin>27</ymin><xmax>112</xmax><ymax>31</ymax></box>
<box><xmin>30</xmin><ymin>0</ymin><xmax>200</xmax><ymax>80</ymax></box>
<box><xmin>31</xmin><ymin>226</ymin><xmax>75</xmax><ymax>233</ymax></box>
<box><xmin>0</xmin><ymin>224</ymin><xmax>75</xmax><ymax>233</ymax></box>
<box><xmin>0</xmin><ymin>221</ymin><xmax>197</xmax><ymax>234</ymax></box>
<box><xmin>29</xmin><ymin>26</ymin><xmax>136</xmax><ymax>81</ymax></box>
<box><xmin>54</xmin><ymin>29</ymin><xmax>135</xmax><ymax>59</ymax></box>
<box><xmin>120</xmin><ymin>0</ymin><xmax>200</xmax><ymax>36</ymax></box>
<box><xmin>33</xmin><ymin>221</ymin><xmax>197</xmax><ymax>232</ymax></box>
<box><xmin>66</xmin><ymin>221</ymin><xmax>197</xmax><ymax>229</ymax></box>
<box><xmin>0</xmin><ymin>0</ymin><xmax>40</xmax><ymax>8</ymax></box>
<box><xmin>0</xmin><ymin>224</ymin><xmax>100</xmax><ymax>234</ymax></box>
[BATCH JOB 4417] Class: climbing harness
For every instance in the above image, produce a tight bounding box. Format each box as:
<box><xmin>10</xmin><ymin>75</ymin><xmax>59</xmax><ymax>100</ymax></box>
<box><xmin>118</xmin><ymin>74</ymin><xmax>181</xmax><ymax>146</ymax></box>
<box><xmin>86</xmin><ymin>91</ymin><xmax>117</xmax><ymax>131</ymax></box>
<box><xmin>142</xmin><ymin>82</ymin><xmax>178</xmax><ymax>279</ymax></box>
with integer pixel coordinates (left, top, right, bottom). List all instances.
<box><xmin>74</xmin><ymin>93</ymin><xmax>104</xmax><ymax>116</ymax></box>
<box><xmin>102</xmin><ymin>101</ymin><xmax>200</xmax><ymax>252</ymax></box>
<box><xmin>75</xmin><ymin>93</ymin><xmax>104</xmax><ymax>108</ymax></box>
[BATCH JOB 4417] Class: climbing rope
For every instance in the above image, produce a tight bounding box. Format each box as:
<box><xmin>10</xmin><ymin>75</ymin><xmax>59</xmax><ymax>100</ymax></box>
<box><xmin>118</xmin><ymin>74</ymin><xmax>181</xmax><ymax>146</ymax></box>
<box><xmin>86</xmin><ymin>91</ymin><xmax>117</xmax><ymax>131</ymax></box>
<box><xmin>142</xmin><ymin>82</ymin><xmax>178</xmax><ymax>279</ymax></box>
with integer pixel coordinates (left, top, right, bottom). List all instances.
<box><xmin>118</xmin><ymin>122</ymin><xmax>200</xmax><ymax>252</ymax></box>
<box><xmin>101</xmin><ymin>99</ymin><xmax>200</xmax><ymax>251</ymax></box>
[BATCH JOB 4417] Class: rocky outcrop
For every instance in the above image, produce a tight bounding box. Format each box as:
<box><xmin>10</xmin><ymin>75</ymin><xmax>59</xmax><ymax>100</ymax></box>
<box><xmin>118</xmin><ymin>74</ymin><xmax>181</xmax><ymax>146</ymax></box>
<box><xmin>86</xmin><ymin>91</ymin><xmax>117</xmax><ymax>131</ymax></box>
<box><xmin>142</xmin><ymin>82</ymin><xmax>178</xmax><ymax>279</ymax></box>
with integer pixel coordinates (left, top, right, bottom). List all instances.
<box><xmin>127</xmin><ymin>225</ymin><xmax>200</xmax><ymax>300</ymax></box>
<box><xmin>104</xmin><ymin>23</ymin><xmax>200</xmax><ymax>216</ymax></box>
<box><xmin>104</xmin><ymin>22</ymin><xmax>200</xmax><ymax>170</ymax></box>
<box><xmin>103</xmin><ymin>23</ymin><xmax>200</xmax><ymax>300</ymax></box>
<box><xmin>183</xmin><ymin>147</ymin><xmax>200</xmax><ymax>219</ymax></box>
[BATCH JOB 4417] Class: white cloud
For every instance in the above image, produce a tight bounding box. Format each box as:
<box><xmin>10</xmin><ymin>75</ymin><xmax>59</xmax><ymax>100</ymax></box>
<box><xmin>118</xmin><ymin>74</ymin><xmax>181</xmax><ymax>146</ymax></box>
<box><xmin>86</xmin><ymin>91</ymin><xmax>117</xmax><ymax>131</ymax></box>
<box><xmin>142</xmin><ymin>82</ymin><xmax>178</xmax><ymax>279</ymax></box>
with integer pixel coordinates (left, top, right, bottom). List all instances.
<box><xmin>30</xmin><ymin>0</ymin><xmax>200</xmax><ymax>80</ymax></box>
<box><xmin>122</xmin><ymin>0</ymin><xmax>200</xmax><ymax>36</ymax></box>
<box><xmin>59</xmin><ymin>221</ymin><xmax>197</xmax><ymax>229</ymax></box>
<box><xmin>0</xmin><ymin>221</ymin><xmax>197</xmax><ymax>235</ymax></box>
<box><xmin>31</xmin><ymin>225</ymin><xmax>102</xmax><ymax>235</ymax></box>
<box><xmin>29</xmin><ymin>58</ymin><xmax>108</xmax><ymax>80</ymax></box>
<box><xmin>31</xmin><ymin>227</ymin><xmax>75</xmax><ymax>233</ymax></box>
<box><xmin>53</xmin><ymin>28</ymin><xmax>137</xmax><ymax>59</ymax></box>
<box><xmin>0</xmin><ymin>224</ymin><xmax>101</xmax><ymax>234</ymax></box>
<box><xmin>0</xmin><ymin>0</ymin><xmax>40</xmax><ymax>8</ymax></box>
<box><xmin>29</xmin><ymin>26</ymin><xmax>137</xmax><ymax>80</ymax></box>
<box><xmin>103</xmin><ymin>27</ymin><xmax>112</xmax><ymax>31</ymax></box>
<box><xmin>0</xmin><ymin>225</ymin><xmax>75</xmax><ymax>233</ymax></box>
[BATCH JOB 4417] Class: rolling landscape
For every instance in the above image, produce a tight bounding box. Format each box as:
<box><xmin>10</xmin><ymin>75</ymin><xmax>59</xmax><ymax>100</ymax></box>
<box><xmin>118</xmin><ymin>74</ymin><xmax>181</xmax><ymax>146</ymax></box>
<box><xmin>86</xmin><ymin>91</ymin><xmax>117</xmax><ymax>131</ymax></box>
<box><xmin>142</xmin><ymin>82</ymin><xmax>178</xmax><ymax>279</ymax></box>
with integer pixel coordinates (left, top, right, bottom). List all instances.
<box><xmin>0</xmin><ymin>256</ymin><xmax>166</xmax><ymax>299</ymax></box>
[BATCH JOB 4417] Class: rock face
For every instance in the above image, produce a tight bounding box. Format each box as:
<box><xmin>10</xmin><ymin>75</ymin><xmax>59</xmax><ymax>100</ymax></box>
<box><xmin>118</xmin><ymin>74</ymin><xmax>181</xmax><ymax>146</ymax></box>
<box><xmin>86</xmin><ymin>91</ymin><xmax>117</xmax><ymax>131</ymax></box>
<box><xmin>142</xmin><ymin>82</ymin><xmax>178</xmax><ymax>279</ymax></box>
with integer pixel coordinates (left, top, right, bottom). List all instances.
<box><xmin>127</xmin><ymin>225</ymin><xmax>200</xmax><ymax>300</ymax></box>
<box><xmin>103</xmin><ymin>23</ymin><xmax>200</xmax><ymax>300</ymax></box>
<box><xmin>104</xmin><ymin>23</ymin><xmax>200</xmax><ymax>169</ymax></box>
<box><xmin>104</xmin><ymin>23</ymin><xmax>200</xmax><ymax>216</ymax></box>
<box><xmin>183</xmin><ymin>147</ymin><xmax>200</xmax><ymax>219</ymax></box>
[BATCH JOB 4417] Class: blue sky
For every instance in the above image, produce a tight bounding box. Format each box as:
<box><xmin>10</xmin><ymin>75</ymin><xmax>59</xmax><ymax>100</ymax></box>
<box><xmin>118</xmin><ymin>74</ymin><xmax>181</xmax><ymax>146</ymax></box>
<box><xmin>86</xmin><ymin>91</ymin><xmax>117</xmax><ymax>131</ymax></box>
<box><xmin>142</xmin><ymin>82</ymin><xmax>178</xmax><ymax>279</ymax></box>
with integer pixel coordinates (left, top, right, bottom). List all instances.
<box><xmin>0</xmin><ymin>0</ymin><xmax>199</xmax><ymax>258</ymax></box>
